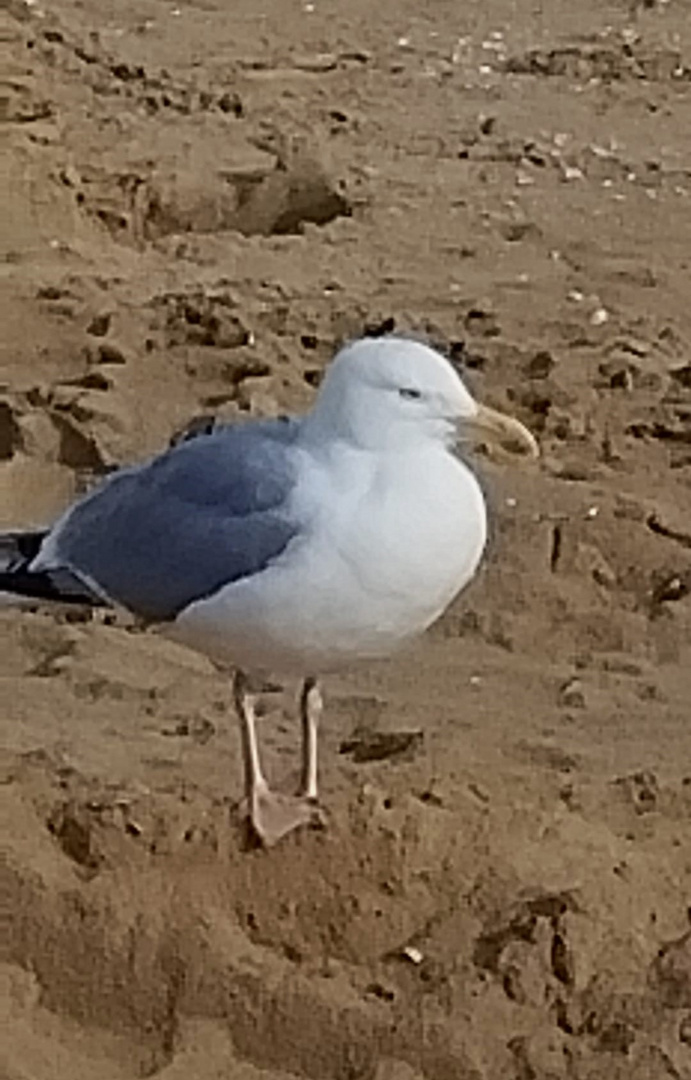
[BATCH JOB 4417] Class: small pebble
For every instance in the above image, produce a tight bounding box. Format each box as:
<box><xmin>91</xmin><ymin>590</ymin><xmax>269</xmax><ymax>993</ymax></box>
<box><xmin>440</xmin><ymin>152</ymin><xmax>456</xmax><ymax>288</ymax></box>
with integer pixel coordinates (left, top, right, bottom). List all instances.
<box><xmin>402</xmin><ymin>946</ymin><xmax>424</xmax><ymax>965</ymax></box>
<box><xmin>559</xmin><ymin>677</ymin><xmax>586</xmax><ymax>709</ymax></box>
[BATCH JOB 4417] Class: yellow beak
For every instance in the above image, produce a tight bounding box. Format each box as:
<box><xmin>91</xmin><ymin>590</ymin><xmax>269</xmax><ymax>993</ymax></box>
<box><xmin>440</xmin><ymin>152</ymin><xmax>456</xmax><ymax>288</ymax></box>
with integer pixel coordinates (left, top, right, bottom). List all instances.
<box><xmin>465</xmin><ymin>403</ymin><xmax>539</xmax><ymax>459</ymax></box>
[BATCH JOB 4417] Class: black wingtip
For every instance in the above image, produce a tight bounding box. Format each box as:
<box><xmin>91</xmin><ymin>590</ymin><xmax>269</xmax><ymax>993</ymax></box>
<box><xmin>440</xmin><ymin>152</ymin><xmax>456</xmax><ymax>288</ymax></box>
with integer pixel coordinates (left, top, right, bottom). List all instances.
<box><xmin>0</xmin><ymin>567</ymin><xmax>103</xmax><ymax>606</ymax></box>
<box><xmin>0</xmin><ymin>529</ymin><xmax>49</xmax><ymax>567</ymax></box>
<box><xmin>0</xmin><ymin>530</ymin><xmax>104</xmax><ymax>607</ymax></box>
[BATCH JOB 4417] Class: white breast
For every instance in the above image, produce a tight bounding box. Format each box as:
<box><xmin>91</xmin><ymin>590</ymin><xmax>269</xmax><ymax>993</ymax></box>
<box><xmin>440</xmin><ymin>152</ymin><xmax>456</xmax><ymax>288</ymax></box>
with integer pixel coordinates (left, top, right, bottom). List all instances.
<box><xmin>171</xmin><ymin>444</ymin><xmax>487</xmax><ymax>673</ymax></box>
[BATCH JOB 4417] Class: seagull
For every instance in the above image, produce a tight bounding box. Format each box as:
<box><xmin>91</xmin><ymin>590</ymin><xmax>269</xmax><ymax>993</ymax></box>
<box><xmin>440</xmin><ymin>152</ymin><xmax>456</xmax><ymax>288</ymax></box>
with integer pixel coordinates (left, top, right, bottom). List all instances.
<box><xmin>1</xmin><ymin>336</ymin><xmax>538</xmax><ymax>846</ymax></box>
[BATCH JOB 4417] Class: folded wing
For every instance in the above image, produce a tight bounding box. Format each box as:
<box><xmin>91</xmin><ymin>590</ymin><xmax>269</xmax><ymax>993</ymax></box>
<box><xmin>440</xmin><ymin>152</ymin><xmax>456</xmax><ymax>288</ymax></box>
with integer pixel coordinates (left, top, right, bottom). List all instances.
<box><xmin>12</xmin><ymin>419</ymin><xmax>302</xmax><ymax>621</ymax></box>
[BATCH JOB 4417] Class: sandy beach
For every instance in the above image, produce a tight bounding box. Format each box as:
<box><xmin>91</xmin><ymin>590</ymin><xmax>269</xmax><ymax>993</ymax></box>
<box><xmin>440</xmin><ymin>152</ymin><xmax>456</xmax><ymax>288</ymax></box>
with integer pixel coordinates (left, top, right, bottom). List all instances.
<box><xmin>2</xmin><ymin>0</ymin><xmax>690</xmax><ymax>1077</ymax></box>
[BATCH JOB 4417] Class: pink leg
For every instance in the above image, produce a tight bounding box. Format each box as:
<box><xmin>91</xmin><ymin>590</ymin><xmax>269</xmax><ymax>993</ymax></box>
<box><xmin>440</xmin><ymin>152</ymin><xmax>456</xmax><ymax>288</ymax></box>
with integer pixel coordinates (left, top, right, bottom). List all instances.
<box><xmin>233</xmin><ymin>671</ymin><xmax>324</xmax><ymax>847</ymax></box>
<box><xmin>299</xmin><ymin>676</ymin><xmax>322</xmax><ymax>800</ymax></box>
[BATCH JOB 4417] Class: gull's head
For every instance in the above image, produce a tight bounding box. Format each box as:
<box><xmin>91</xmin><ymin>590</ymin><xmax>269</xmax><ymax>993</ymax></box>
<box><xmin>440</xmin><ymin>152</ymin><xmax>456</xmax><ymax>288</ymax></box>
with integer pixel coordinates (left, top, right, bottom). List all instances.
<box><xmin>307</xmin><ymin>336</ymin><xmax>539</xmax><ymax>457</ymax></box>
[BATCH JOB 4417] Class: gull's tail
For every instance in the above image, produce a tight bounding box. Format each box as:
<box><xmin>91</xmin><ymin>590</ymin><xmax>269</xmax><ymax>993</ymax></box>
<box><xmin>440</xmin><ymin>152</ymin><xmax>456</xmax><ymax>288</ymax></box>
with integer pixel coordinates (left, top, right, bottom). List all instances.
<box><xmin>0</xmin><ymin>529</ymin><xmax>102</xmax><ymax>607</ymax></box>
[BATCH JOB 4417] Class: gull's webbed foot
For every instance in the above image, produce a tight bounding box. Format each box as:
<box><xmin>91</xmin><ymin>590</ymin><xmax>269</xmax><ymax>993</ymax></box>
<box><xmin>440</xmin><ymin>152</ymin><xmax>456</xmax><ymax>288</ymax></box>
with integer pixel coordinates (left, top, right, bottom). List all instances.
<box><xmin>244</xmin><ymin>784</ymin><xmax>326</xmax><ymax>847</ymax></box>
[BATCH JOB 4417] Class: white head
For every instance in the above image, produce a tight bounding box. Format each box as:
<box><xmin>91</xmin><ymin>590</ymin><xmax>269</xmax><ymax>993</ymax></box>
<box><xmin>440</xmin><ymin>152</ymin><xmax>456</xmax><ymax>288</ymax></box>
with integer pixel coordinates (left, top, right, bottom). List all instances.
<box><xmin>305</xmin><ymin>336</ymin><xmax>538</xmax><ymax>456</ymax></box>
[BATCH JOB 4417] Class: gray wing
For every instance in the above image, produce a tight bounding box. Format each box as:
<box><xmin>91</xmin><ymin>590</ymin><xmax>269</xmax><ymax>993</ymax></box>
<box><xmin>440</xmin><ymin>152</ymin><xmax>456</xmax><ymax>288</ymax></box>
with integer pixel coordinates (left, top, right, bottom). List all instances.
<box><xmin>34</xmin><ymin>418</ymin><xmax>302</xmax><ymax>621</ymax></box>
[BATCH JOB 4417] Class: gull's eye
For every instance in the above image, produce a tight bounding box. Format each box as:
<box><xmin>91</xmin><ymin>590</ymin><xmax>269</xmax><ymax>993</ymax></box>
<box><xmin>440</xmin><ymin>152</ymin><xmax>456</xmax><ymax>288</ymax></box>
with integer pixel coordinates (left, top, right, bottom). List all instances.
<box><xmin>399</xmin><ymin>387</ymin><xmax>422</xmax><ymax>400</ymax></box>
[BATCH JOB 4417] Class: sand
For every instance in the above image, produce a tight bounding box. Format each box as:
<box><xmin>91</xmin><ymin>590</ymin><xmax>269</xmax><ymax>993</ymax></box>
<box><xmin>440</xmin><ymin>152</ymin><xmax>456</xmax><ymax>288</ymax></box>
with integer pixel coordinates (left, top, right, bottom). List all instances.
<box><xmin>2</xmin><ymin>0</ymin><xmax>690</xmax><ymax>1077</ymax></box>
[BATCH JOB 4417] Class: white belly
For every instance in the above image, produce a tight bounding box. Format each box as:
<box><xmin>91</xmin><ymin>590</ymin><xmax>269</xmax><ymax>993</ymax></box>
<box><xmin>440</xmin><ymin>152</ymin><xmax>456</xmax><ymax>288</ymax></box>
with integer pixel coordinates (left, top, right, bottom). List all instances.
<box><xmin>171</xmin><ymin>446</ymin><xmax>487</xmax><ymax>673</ymax></box>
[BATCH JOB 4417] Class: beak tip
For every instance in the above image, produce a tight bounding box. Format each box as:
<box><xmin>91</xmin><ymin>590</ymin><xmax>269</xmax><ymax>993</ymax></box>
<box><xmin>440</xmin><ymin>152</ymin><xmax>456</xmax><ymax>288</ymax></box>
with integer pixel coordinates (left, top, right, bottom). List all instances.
<box><xmin>522</xmin><ymin>430</ymin><xmax>540</xmax><ymax>459</ymax></box>
<box><xmin>471</xmin><ymin>404</ymin><xmax>540</xmax><ymax>460</ymax></box>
